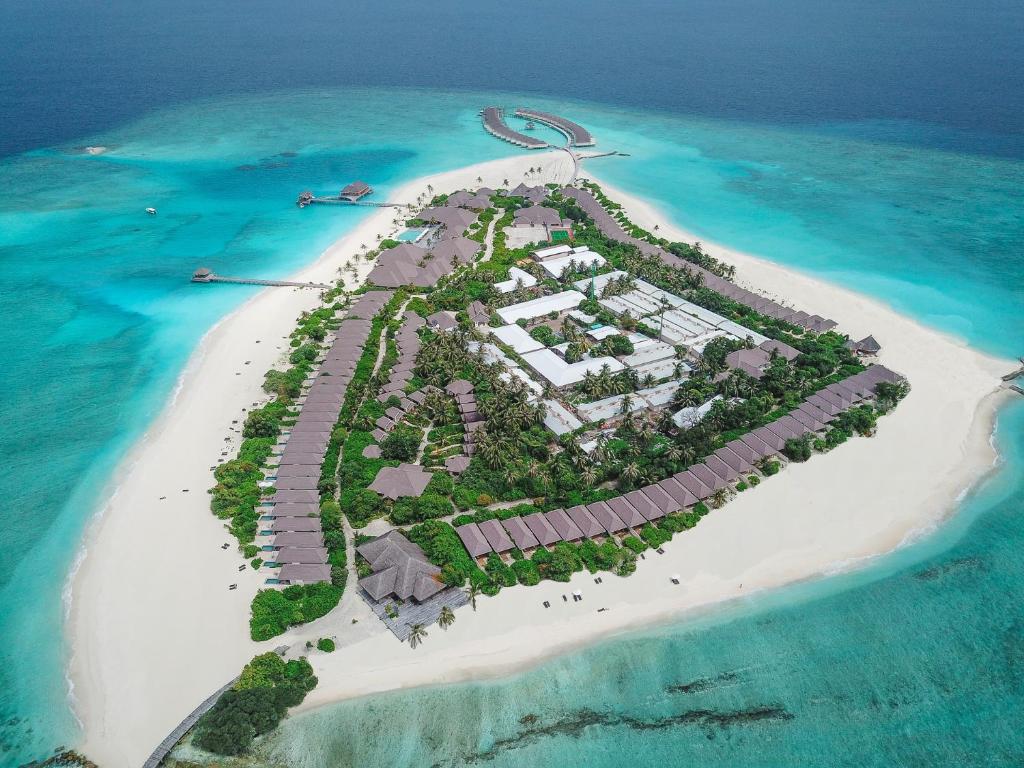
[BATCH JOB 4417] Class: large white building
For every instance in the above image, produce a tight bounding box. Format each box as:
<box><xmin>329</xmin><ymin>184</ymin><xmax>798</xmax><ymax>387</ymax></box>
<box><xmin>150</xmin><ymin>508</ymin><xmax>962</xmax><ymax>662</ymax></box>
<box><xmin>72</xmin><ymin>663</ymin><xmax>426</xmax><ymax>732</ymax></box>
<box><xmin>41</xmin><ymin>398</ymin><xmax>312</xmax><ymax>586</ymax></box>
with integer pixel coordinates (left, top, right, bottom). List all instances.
<box><xmin>490</xmin><ymin>324</ymin><xmax>544</xmax><ymax>354</ymax></box>
<box><xmin>494</xmin><ymin>266</ymin><xmax>538</xmax><ymax>294</ymax></box>
<box><xmin>496</xmin><ymin>290</ymin><xmax>586</xmax><ymax>324</ymax></box>
<box><xmin>536</xmin><ymin>249</ymin><xmax>606</xmax><ymax>279</ymax></box>
<box><xmin>597</xmin><ymin>279</ymin><xmax>768</xmax><ymax>351</ymax></box>
<box><xmin>521</xmin><ymin>348</ymin><xmax>624</xmax><ymax>388</ymax></box>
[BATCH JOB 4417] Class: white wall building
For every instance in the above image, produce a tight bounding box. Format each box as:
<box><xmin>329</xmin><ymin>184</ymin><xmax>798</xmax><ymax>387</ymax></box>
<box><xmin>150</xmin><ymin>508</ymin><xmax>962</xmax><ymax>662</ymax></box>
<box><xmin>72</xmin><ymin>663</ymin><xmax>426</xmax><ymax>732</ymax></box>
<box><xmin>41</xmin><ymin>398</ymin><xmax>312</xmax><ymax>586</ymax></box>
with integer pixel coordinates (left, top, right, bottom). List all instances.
<box><xmin>520</xmin><ymin>348</ymin><xmax>624</xmax><ymax>388</ymax></box>
<box><xmin>536</xmin><ymin>249</ymin><xmax>606</xmax><ymax>279</ymax></box>
<box><xmin>491</xmin><ymin>324</ymin><xmax>544</xmax><ymax>354</ymax></box>
<box><xmin>494</xmin><ymin>266</ymin><xmax>538</xmax><ymax>294</ymax></box>
<box><xmin>496</xmin><ymin>290</ymin><xmax>586</xmax><ymax>324</ymax></box>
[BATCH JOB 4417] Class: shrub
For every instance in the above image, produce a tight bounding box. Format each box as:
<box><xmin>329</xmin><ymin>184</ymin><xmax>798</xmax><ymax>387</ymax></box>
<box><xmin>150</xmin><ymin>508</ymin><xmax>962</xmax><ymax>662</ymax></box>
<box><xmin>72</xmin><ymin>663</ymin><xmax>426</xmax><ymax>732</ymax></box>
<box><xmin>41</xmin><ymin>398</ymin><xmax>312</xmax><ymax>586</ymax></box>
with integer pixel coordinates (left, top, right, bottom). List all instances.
<box><xmin>539</xmin><ymin>542</ymin><xmax>584</xmax><ymax>582</ymax></box>
<box><xmin>511</xmin><ymin>558</ymin><xmax>541</xmax><ymax>586</ymax></box>
<box><xmin>616</xmin><ymin>549</ymin><xmax>637</xmax><ymax>577</ymax></box>
<box><xmin>347</xmin><ymin>488</ymin><xmax>384</xmax><ymax>528</ymax></box>
<box><xmin>381</xmin><ymin>426</ymin><xmax>421</xmax><ymax>461</ymax></box>
<box><xmin>408</xmin><ymin>520</ymin><xmax>482</xmax><ymax>587</ymax></box>
<box><xmin>760</xmin><ymin>460</ymin><xmax>781</xmax><ymax>476</ymax></box>
<box><xmin>529</xmin><ymin>325</ymin><xmax>559</xmax><ymax>346</ymax></box>
<box><xmin>243</xmin><ymin>544</ymin><xmax>259</xmax><ymax>559</ymax></box>
<box><xmin>288</xmin><ymin>343</ymin><xmax>319</xmax><ymax>365</ymax></box>
<box><xmin>639</xmin><ymin>523</ymin><xmax>671</xmax><ymax>549</ymax></box>
<box><xmin>391</xmin><ymin>493</ymin><xmax>452</xmax><ymax>525</ymax></box>
<box><xmin>249</xmin><ymin>583</ymin><xmax>342</xmax><ymax>641</ymax></box>
<box><xmin>622</xmin><ymin>536</ymin><xmax>647</xmax><ymax>554</ymax></box>
<box><xmin>782</xmin><ymin>436</ymin><xmax>812</xmax><ymax>463</ymax></box>
<box><xmin>484</xmin><ymin>552</ymin><xmax>517</xmax><ymax>588</ymax></box>
<box><xmin>243</xmin><ymin>407</ymin><xmax>281</xmax><ymax>439</ymax></box>
<box><xmin>194</xmin><ymin>654</ymin><xmax>317</xmax><ymax>756</ymax></box>
<box><xmin>578</xmin><ymin>538</ymin><xmax>623</xmax><ymax>573</ymax></box>
<box><xmin>317</xmin><ymin>638</ymin><xmax>336</xmax><ymax>653</ymax></box>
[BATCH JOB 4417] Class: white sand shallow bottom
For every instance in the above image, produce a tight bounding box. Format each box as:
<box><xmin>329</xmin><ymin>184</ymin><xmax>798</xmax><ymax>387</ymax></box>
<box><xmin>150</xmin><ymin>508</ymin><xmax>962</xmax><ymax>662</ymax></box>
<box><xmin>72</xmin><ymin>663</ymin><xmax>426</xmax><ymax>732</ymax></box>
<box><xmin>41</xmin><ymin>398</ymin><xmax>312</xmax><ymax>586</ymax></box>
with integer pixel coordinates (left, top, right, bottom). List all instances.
<box><xmin>71</xmin><ymin>154</ymin><xmax>1012</xmax><ymax>766</ymax></box>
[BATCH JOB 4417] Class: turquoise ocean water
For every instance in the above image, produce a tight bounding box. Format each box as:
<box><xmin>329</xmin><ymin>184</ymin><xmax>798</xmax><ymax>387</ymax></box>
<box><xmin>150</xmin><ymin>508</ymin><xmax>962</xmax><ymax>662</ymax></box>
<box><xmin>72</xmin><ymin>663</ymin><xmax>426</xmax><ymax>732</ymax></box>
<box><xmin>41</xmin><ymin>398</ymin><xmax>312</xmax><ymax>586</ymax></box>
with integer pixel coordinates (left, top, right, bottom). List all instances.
<box><xmin>1</xmin><ymin>88</ymin><xmax>1022</xmax><ymax>764</ymax></box>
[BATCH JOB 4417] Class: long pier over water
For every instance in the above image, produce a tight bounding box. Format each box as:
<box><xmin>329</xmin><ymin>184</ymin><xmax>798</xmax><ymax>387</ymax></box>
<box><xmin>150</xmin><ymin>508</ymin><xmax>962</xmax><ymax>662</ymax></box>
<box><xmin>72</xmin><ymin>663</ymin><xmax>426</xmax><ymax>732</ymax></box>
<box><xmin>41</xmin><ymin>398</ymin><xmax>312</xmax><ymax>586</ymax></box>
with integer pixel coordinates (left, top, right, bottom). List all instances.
<box><xmin>191</xmin><ymin>268</ymin><xmax>330</xmax><ymax>289</ymax></box>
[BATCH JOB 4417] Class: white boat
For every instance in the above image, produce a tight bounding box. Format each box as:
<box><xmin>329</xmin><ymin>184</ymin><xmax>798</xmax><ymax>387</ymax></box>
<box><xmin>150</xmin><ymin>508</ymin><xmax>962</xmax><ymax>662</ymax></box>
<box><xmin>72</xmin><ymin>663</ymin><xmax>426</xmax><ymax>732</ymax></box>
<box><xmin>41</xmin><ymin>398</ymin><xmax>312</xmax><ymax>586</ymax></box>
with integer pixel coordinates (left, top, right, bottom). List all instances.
<box><xmin>146</xmin><ymin>207</ymin><xmax>157</xmax><ymax>215</ymax></box>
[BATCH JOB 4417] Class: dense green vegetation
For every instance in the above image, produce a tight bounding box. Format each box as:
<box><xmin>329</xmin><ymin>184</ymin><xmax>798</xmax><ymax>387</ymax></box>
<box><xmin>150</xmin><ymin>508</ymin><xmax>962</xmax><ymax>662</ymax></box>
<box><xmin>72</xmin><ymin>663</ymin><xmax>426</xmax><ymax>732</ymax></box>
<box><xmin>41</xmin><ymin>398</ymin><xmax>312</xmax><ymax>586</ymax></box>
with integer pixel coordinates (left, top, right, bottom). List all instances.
<box><xmin>193</xmin><ymin>653</ymin><xmax>318</xmax><ymax>756</ymax></box>
<box><xmin>249</xmin><ymin>582</ymin><xmax>342</xmax><ymax>641</ymax></box>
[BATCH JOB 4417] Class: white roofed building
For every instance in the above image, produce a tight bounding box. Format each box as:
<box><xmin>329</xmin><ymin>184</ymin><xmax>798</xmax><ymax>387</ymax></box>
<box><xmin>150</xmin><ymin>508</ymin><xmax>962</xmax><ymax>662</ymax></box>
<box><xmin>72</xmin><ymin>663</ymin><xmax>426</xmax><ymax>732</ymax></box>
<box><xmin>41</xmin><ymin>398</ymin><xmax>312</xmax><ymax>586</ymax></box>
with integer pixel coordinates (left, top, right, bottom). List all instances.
<box><xmin>491</xmin><ymin>324</ymin><xmax>545</xmax><ymax>354</ymax></box>
<box><xmin>494</xmin><ymin>266</ymin><xmax>538</xmax><ymax>294</ymax></box>
<box><xmin>672</xmin><ymin>395</ymin><xmax>724</xmax><ymax>429</ymax></box>
<box><xmin>496</xmin><ymin>290</ymin><xmax>586</xmax><ymax>324</ymax></box>
<box><xmin>572</xmin><ymin>270</ymin><xmax>629</xmax><ymax>295</ymax></box>
<box><xmin>521</xmin><ymin>348</ymin><xmax>624</xmax><ymax>388</ymax></box>
<box><xmin>543</xmin><ymin>399</ymin><xmax>584</xmax><ymax>435</ymax></box>
<box><xmin>533</xmin><ymin>244</ymin><xmax>573</xmax><ymax>260</ymax></box>
<box><xmin>537</xmin><ymin>250</ymin><xmax>606</xmax><ymax>279</ymax></box>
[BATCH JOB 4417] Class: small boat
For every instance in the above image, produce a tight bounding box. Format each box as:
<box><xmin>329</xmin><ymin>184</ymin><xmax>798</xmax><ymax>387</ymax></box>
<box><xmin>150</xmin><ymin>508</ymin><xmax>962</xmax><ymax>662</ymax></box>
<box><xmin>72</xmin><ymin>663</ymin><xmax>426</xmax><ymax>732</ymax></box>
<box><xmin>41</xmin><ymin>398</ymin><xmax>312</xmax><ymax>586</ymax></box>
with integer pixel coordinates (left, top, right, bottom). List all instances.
<box><xmin>146</xmin><ymin>207</ymin><xmax>157</xmax><ymax>215</ymax></box>
<box><xmin>524</xmin><ymin>121</ymin><xmax>537</xmax><ymax>130</ymax></box>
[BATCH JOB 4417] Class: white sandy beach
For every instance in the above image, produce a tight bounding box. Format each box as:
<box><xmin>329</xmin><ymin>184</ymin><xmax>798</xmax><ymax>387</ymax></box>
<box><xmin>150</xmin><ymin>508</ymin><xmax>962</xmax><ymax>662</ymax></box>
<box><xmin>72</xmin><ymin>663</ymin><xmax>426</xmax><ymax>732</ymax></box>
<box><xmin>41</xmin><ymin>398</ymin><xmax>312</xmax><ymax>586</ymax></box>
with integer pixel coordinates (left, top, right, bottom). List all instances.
<box><xmin>71</xmin><ymin>153</ymin><xmax>1013</xmax><ymax>767</ymax></box>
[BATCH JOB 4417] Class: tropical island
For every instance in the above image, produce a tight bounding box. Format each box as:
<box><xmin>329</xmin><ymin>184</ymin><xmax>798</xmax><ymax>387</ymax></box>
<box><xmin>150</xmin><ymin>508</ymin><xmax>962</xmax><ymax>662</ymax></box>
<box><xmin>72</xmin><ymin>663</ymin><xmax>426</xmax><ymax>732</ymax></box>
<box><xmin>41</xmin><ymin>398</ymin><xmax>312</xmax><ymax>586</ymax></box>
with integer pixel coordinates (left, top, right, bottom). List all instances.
<box><xmin>170</xmin><ymin>166</ymin><xmax>914</xmax><ymax>758</ymax></box>
<box><xmin>70</xmin><ymin>122</ymin><xmax>1010</xmax><ymax>768</ymax></box>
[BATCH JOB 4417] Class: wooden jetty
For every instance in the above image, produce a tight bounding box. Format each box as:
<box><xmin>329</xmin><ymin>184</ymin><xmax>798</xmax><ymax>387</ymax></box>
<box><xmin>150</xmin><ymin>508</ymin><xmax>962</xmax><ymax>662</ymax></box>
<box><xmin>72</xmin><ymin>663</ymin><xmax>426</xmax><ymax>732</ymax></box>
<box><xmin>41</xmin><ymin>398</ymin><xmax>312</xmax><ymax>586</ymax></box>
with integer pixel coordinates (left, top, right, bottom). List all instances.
<box><xmin>142</xmin><ymin>646</ymin><xmax>288</xmax><ymax>767</ymax></box>
<box><xmin>141</xmin><ymin>676</ymin><xmax>239</xmax><ymax>768</ymax></box>
<box><xmin>297</xmin><ymin>181</ymin><xmax>403</xmax><ymax>209</ymax></box>
<box><xmin>192</xmin><ymin>267</ymin><xmax>330</xmax><ymax>290</ymax></box>
<box><xmin>1000</xmin><ymin>358</ymin><xmax>1024</xmax><ymax>382</ymax></box>
<box><xmin>297</xmin><ymin>194</ymin><xmax>403</xmax><ymax>209</ymax></box>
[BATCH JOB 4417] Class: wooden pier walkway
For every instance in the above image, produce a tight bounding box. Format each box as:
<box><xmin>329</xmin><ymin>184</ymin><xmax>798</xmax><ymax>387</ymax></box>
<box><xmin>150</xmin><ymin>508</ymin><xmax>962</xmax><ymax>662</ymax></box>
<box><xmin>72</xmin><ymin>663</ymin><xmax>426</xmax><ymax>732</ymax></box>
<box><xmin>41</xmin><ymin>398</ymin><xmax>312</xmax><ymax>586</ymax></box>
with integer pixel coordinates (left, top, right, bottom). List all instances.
<box><xmin>302</xmin><ymin>197</ymin><xmax>405</xmax><ymax>208</ymax></box>
<box><xmin>141</xmin><ymin>676</ymin><xmax>239</xmax><ymax>768</ymax></box>
<box><xmin>1000</xmin><ymin>358</ymin><xmax>1024</xmax><ymax>381</ymax></box>
<box><xmin>192</xmin><ymin>268</ymin><xmax>330</xmax><ymax>289</ymax></box>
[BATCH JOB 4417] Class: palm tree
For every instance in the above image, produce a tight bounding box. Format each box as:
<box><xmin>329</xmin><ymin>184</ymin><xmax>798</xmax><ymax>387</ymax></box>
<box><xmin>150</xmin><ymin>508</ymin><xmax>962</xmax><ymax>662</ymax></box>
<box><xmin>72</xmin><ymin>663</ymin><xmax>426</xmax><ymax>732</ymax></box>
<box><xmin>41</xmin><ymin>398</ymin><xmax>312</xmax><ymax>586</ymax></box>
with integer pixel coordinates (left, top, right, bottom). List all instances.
<box><xmin>620</xmin><ymin>461</ymin><xmax>641</xmax><ymax>485</ymax></box>
<box><xmin>581</xmin><ymin>465</ymin><xmax>599</xmax><ymax>486</ymax></box>
<box><xmin>465</xmin><ymin>583</ymin><xmax>481</xmax><ymax>611</ymax></box>
<box><xmin>407</xmin><ymin>623</ymin><xmax>428</xmax><ymax>649</ymax></box>
<box><xmin>438</xmin><ymin>606</ymin><xmax>455</xmax><ymax>630</ymax></box>
<box><xmin>674</xmin><ymin>386</ymin><xmax>705</xmax><ymax>409</ymax></box>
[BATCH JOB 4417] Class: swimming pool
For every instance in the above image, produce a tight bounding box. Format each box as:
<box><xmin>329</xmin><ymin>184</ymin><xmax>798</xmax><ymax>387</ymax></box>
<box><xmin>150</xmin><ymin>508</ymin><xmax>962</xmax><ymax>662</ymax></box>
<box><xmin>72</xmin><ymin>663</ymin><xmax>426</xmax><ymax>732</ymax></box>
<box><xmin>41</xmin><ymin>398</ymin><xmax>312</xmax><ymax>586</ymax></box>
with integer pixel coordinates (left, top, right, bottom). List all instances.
<box><xmin>397</xmin><ymin>228</ymin><xmax>427</xmax><ymax>242</ymax></box>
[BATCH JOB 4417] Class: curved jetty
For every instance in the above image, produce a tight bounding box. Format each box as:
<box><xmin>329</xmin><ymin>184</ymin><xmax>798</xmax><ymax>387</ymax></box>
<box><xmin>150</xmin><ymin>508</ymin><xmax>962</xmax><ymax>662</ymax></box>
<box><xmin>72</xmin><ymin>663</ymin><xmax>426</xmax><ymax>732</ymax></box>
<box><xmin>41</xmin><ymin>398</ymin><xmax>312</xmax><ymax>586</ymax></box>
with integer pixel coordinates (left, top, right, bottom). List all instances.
<box><xmin>514</xmin><ymin>108</ymin><xmax>595</xmax><ymax>147</ymax></box>
<box><xmin>482</xmin><ymin>106</ymin><xmax>547</xmax><ymax>149</ymax></box>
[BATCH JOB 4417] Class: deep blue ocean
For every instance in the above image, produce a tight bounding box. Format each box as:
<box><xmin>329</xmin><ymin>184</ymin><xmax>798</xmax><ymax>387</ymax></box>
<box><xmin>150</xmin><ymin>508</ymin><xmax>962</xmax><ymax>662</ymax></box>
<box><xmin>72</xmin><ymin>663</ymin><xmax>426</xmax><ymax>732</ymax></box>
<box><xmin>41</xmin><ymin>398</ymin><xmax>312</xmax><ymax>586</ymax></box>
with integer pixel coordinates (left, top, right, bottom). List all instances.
<box><xmin>0</xmin><ymin>1</ymin><xmax>1022</xmax><ymax>765</ymax></box>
